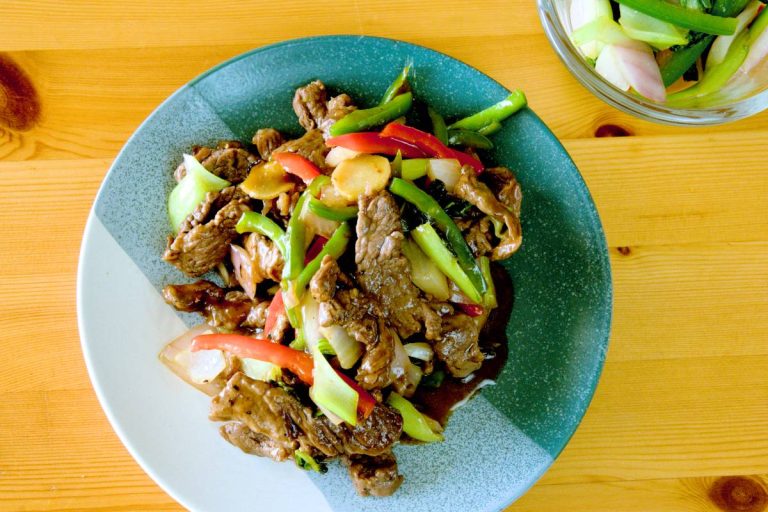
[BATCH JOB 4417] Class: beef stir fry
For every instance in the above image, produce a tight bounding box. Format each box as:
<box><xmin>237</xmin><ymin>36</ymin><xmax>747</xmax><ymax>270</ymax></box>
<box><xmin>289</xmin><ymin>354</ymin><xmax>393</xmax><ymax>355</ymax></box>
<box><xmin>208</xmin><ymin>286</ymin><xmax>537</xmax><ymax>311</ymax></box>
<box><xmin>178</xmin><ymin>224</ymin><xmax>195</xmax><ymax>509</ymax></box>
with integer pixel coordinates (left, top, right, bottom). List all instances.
<box><xmin>159</xmin><ymin>67</ymin><xmax>526</xmax><ymax>497</ymax></box>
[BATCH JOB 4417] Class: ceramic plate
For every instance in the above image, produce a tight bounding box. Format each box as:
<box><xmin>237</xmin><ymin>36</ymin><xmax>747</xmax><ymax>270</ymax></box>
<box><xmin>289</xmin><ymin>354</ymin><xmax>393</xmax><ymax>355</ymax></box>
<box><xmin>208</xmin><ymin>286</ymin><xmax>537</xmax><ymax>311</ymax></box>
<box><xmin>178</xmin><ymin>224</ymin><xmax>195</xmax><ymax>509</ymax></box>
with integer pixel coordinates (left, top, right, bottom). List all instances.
<box><xmin>77</xmin><ymin>35</ymin><xmax>612</xmax><ymax>512</ymax></box>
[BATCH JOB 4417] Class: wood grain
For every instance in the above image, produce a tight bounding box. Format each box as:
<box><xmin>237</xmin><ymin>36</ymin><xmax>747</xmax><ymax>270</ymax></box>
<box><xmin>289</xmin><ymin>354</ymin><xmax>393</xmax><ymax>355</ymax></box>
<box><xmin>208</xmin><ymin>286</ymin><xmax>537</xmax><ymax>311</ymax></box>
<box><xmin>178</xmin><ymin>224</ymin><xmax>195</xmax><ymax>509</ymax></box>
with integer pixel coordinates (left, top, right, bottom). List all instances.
<box><xmin>1</xmin><ymin>2</ymin><xmax>767</xmax><ymax>511</ymax></box>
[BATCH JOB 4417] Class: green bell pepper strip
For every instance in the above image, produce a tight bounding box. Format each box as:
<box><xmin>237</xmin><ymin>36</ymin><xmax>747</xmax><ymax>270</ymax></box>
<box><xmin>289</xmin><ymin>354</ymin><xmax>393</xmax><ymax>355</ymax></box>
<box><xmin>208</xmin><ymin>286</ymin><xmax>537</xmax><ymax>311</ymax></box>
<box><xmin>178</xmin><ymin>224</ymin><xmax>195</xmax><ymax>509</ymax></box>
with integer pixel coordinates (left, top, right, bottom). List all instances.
<box><xmin>307</xmin><ymin>175</ymin><xmax>330</xmax><ymax>196</ymax></box>
<box><xmin>411</xmin><ymin>223</ymin><xmax>482</xmax><ymax>304</ymax></box>
<box><xmin>401</xmin><ymin>159</ymin><xmax>429</xmax><ymax>180</ymax></box>
<box><xmin>477</xmin><ymin>121</ymin><xmax>503</xmax><ymax>136</ymax></box>
<box><xmin>380</xmin><ymin>63</ymin><xmax>412</xmax><ymax>105</ymax></box>
<box><xmin>660</xmin><ymin>35</ymin><xmax>715</xmax><ymax>87</ymax></box>
<box><xmin>614</xmin><ymin>0</ymin><xmax>738</xmax><ymax>35</ymax></box>
<box><xmin>235</xmin><ymin>212</ymin><xmax>288</xmax><ymax>256</ymax></box>
<box><xmin>391</xmin><ymin>150</ymin><xmax>403</xmax><ymax>177</ymax></box>
<box><xmin>448</xmin><ymin>90</ymin><xmax>527</xmax><ymax>131</ymax></box>
<box><xmin>427</xmin><ymin>106</ymin><xmax>449</xmax><ymax>145</ymax></box>
<box><xmin>712</xmin><ymin>0</ymin><xmax>751</xmax><ymax>17</ymax></box>
<box><xmin>390</xmin><ymin>178</ymin><xmax>486</xmax><ymax>297</ymax></box>
<box><xmin>296</xmin><ymin>222</ymin><xmax>352</xmax><ymax>291</ymax></box>
<box><xmin>307</xmin><ymin>197</ymin><xmax>358</xmax><ymax>221</ymax></box>
<box><xmin>387</xmin><ymin>392</ymin><xmax>444</xmax><ymax>443</ymax></box>
<box><xmin>282</xmin><ymin>193</ymin><xmax>310</xmax><ymax>281</ymax></box>
<box><xmin>667</xmin><ymin>29</ymin><xmax>751</xmax><ymax>105</ymax></box>
<box><xmin>479</xmin><ymin>256</ymin><xmax>497</xmax><ymax>308</ymax></box>
<box><xmin>447</xmin><ymin>128</ymin><xmax>494</xmax><ymax>150</ymax></box>
<box><xmin>330</xmin><ymin>92</ymin><xmax>413</xmax><ymax>136</ymax></box>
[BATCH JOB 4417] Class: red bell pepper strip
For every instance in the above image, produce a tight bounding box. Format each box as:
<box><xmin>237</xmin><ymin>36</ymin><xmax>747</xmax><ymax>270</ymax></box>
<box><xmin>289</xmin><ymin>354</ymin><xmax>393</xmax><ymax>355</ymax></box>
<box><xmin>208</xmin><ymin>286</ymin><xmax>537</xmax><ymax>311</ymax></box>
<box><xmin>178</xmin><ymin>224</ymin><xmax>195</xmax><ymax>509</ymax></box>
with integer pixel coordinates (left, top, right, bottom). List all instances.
<box><xmin>325</xmin><ymin>132</ymin><xmax>427</xmax><ymax>159</ymax></box>
<box><xmin>456</xmin><ymin>302</ymin><xmax>484</xmax><ymax>317</ymax></box>
<box><xmin>380</xmin><ymin>122</ymin><xmax>484</xmax><ymax>172</ymax></box>
<box><xmin>305</xmin><ymin>236</ymin><xmax>328</xmax><ymax>263</ymax></box>
<box><xmin>192</xmin><ymin>334</ymin><xmax>315</xmax><ymax>386</ymax></box>
<box><xmin>263</xmin><ymin>291</ymin><xmax>285</xmax><ymax>338</ymax></box>
<box><xmin>334</xmin><ymin>369</ymin><xmax>377</xmax><ymax>420</ymax></box>
<box><xmin>191</xmin><ymin>333</ymin><xmax>376</xmax><ymax>419</ymax></box>
<box><xmin>273</xmin><ymin>152</ymin><xmax>322</xmax><ymax>183</ymax></box>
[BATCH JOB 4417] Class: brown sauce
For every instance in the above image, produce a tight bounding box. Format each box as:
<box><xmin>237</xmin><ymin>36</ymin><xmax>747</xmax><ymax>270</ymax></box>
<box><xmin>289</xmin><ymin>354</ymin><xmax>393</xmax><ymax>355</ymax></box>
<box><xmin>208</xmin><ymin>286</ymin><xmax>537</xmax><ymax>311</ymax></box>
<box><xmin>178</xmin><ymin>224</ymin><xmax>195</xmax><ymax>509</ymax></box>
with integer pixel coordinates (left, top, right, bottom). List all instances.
<box><xmin>413</xmin><ymin>265</ymin><xmax>513</xmax><ymax>425</ymax></box>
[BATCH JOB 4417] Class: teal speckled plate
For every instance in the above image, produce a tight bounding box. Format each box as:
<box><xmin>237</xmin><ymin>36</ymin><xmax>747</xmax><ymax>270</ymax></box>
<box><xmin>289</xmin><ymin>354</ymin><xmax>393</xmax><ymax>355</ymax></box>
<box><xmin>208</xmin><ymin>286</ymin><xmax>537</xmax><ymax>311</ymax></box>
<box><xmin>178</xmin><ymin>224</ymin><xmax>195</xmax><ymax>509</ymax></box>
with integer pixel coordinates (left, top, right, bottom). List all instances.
<box><xmin>77</xmin><ymin>36</ymin><xmax>612</xmax><ymax>512</ymax></box>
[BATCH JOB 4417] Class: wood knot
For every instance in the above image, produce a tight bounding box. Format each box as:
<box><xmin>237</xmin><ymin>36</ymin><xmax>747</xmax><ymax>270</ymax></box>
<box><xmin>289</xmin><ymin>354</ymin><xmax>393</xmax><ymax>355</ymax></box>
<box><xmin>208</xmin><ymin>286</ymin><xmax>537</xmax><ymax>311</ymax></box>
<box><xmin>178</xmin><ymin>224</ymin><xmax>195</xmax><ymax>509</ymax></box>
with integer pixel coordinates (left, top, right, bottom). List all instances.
<box><xmin>710</xmin><ymin>476</ymin><xmax>768</xmax><ymax>512</ymax></box>
<box><xmin>616</xmin><ymin>246</ymin><xmax>631</xmax><ymax>256</ymax></box>
<box><xmin>0</xmin><ymin>53</ymin><xmax>41</xmax><ymax>131</ymax></box>
<box><xmin>595</xmin><ymin>124</ymin><xmax>632</xmax><ymax>138</ymax></box>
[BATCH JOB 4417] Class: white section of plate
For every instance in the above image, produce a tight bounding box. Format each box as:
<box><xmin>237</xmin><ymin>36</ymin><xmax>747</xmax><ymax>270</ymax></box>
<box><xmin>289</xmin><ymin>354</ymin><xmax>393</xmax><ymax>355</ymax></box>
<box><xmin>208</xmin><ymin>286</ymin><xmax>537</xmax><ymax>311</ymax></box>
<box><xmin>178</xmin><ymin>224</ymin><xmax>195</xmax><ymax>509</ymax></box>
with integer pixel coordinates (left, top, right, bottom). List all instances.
<box><xmin>77</xmin><ymin>213</ymin><xmax>332</xmax><ymax>512</ymax></box>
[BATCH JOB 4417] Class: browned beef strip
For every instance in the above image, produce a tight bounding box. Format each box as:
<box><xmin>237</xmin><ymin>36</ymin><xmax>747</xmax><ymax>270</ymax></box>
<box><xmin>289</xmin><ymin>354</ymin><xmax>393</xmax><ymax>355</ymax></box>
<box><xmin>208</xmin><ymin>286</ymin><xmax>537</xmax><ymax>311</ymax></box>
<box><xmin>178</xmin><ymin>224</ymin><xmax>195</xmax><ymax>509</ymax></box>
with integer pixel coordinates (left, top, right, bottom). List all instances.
<box><xmin>435</xmin><ymin>312</ymin><xmax>487</xmax><ymax>378</ymax></box>
<box><xmin>163</xmin><ymin>186</ymin><xmax>251</xmax><ymax>277</ymax></box>
<box><xmin>252</xmin><ymin>128</ymin><xmax>284</xmax><ymax>160</ymax></box>
<box><xmin>484</xmin><ymin>166</ymin><xmax>523</xmax><ymax>217</ymax></box>
<box><xmin>162</xmin><ymin>280</ymin><xmax>269</xmax><ymax>332</ymax></box>
<box><xmin>210</xmin><ymin>373</ymin><xmax>402</xmax><ymax>460</ymax></box>
<box><xmin>464</xmin><ymin>216</ymin><xmax>494</xmax><ymax>258</ymax></box>
<box><xmin>344</xmin><ymin>452</ymin><xmax>404</xmax><ymax>497</ymax></box>
<box><xmin>174</xmin><ymin>141</ymin><xmax>257</xmax><ymax>184</ymax></box>
<box><xmin>454</xmin><ymin>165</ymin><xmax>522</xmax><ymax>260</ymax></box>
<box><xmin>293</xmin><ymin>80</ymin><xmax>357</xmax><ymax>133</ymax></box>
<box><xmin>230</xmin><ymin>232</ymin><xmax>284</xmax><ymax>299</ymax></box>
<box><xmin>220</xmin><ymin>422</ymin><xmax>293</xmax><ymax>461</ymax></box>
<box><xmin>272</xmin><ymin>129</ymin><xmax>329</xmax><ymax>172</ymax></box>
<box><xmin>355</xmin><ymin>191</ymin><xmax>441</xmax><ymax>340</ymax></box>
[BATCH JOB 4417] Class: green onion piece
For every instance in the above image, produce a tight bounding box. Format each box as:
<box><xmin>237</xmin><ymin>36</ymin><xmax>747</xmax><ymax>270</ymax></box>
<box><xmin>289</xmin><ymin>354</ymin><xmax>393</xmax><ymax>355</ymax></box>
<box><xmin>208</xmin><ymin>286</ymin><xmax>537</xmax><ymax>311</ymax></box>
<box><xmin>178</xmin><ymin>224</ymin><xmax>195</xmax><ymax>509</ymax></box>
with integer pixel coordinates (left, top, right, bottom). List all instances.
<box><xmin>297</xmin><ymin>222</ymin><xmax>352</xmax><ymax>291</ymax></box>
<box><xmin>447</xmin><ymin>129</ymin><xmax>494</xmax><ymax>150</ymax></box>
<box><xmin>750</xmin><ymin>7</ymin><xmax>768</xmax><ymax>40</ymax></box>
<box><xmin>289</xmin><ymin>331</ymin><xmax>306</xmax><ymax>351</ymax></box>
<box><xmin>308</xmin><ymin>197</ymin><xmax>358</xmax><ymax>221</ymax></box>
<box><xmin>614</xmin><ymin>0</ymin><xmax>738</xmax><ymax>35</ymax></box>
<box><xmin>391</xmin><ymin>150</ymin><xmax>403</xmax><ymax>178</ymax></box>
<box><xmin>295</xmin><ymin>450</ymin><xmax>327</xmax><ymax>473</ymax></box>
<box><xmin>427</xmin><ymin>106</ymin><xmax>449</xmax><ymax>145</ymax></box>
<box><xmin>411</xmin><ymin>223</ymin><xmax>482</xmax><ymax>304</ymax></box>
<box><xmin>712</xmin><ymin>0</ymin><xmax>751</xmax><ymax>17</ymax></box>
<box><xmin>330</xmin><ymin>92</ymin><xmax>413</xmax><ymax>136</ymax></box>
<box><xmin>448</xmin><ymin>90</ymin><xmax>527</xmax><ymax>131</ymax></box>
<box><xmin>667</xmin><ymin>28</ymin><xmax>751</xmax><ymax>105</ymax></box>
<box><xmin>479</xmin><ymin>256</ymin><xmax>497</xmax><ymax>308</ymax></box>
<box><xmin>389</xmin><ymin>178</ymin><xmax>486</xmax><ymax>296</ymax></box>
<box><xmin>401</xmin><ymin>159</ymin><xmax>429</xmax><ymax>180</ymax></box>
<box><xmin>168</xmin><ymin>154</ymin><xmax>230</xmax><ymax>232</ymax></box>
<box><xmin>387</xmin><ymin>392</ymin><xmax>444</xmax><ymax>443</ymax></box>
<box><xmin>421</xmin><ymin>369</ymin><xmax>445</xmax><ymax>388</ymax></box>
<box><xmin>235</xmin><ymin>212</ymin><xmax>287</xmax><ymax>256</ymax></box>
<box><xmin>282</xmin><ymin>193</ymin><xmax>310</xmax><ymax>281</ymax></box>
<box><xmin>660</xmin><ymin>35</ymin><xmax>715</xmax><ymax>87</ymax></box>
<box><xmin>241</xmin><ymin>358</ymin><xmax>282</xmax><ymax>382</ymax></box>
<box><xmin>316</xmin><ymin>338</ymin><xmax>336</xmax><ymax>356</ymax></box>
<box><xmin>477</xmin><ymin>121</ymin><xmax>503</xmax><ymax>136</ymax></box>
<box><xmin>380</xmin><ymin>63</ymin><xmax>412</xmax><ymax>105</ymax></box>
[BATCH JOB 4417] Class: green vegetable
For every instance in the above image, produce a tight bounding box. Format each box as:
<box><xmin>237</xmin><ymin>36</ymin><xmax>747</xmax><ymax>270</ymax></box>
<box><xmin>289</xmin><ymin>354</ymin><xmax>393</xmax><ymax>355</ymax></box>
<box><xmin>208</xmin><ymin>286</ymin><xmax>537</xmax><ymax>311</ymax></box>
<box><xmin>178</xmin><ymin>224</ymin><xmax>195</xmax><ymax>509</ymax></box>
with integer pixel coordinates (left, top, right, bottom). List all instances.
<box><xmin>667</xmin><ymin>28</ymin><xmax>751</xmax><ymax>105</ymax></box>
<box><xmin>294</xmin><ymin>450</ymin><xmax>327</xmax><ymax>473</ymax></box>
<box><xmin>330</xmin><ymin>92</ymin><xmax>413</xmax><ymax>136</ymax></box>
<box><xmin>168</xmin><ymin>154</ymin><xmax>230</xmax><ymax>232</ymax></box>
<box><xmin>619</xmin><ymin>4</ymin><xmax>690</xmax><ymax>49</ymax></box>
<box><xmin>389</xmin><ymin>178</ymin><xmax>486</xmax><ymax>297</ymax></box>
<box><xmin>411</xmin><ymin>223</ymin><xmax>482</xmax><ymax>304</ymax></box>
<box><xmin>319</xmin><ymin>324</ymin><xmax>363</xmax><ymax>369</ymax></box>
<box><xmin>282</xmin><ymin>192</ymin><xmax>309</xmax><ymax>281</ymax></box>
<box><xmin>660</xmin><ymin>35</ymin><xmax>715</xmax><ymax>86</ymax></box>
<box><xmin>296</xmin><ymin>222</ymin><xmax>351</xmax><ymax>291</ymax></box>
<box><xmin>307</xmin><ymin>175</ymin><xmax>330</xmax><ymax>196</ymax></box>
<box><xmin>477</xmin><ymin>121</ymin><xmax>503</xmax><ymax>136</ymax></box>
<box><xmin>427</xmin><ymin>106</ymin><xmax>449</xmax><ymax>145</ymax></box>
<box><xmin>448</xmin><ymin>90</ymin><xmax>527</xmax><ymax>131</ymax></box>
<box><xmin>380</xmin><ymin>63</ymin><xmax>412</xmax><ymax>105</ymax></box>
<box><xmin>421</xmin><ymin>369</ymin><xmax>445</xmax><ymax>388</ymax></box>
<box><xmin>391</xmin><ymin>150</ymin><xmax>403</xmax><ymax>177</ymax></box>
<box><xmin>751</xmin><ymin>6</ymin><xmax>768</xmax><ymax>40</ymax></box>
<box><xmin>235</xmin><ymin>212</ymin><xmax>287</xmax><ymax>256</ymax></box>
<box><xmin>401</xmin><ymin>159</ymin><xmax>429</xmax><ymax>180</ymax></box>
<box><xmin>712</xmin><ymin>0</ymin><xmax>751</xmax><ymax>17</ymax></box>
<box><xmin>447</xmin><ymin>129</ymin><xmax>494</xmax><ymax>150</ymax></box>
<box><xmin>387</xmin><ymin>392</ymin><xmax>444</xmax><ymax>443</ymax></box>
<box><xmin>308</xmin><ymin>197</ymin><xmax>358</xmax><ymax>221</ymax></box>
<box><xmin>614</xmin><ymin>0</ymin><xmax>738</xmax><ymax>35</ymax></box>
<box><xmin>401</xmin><ymin>238</ymin><xmax>451</xmax><ymax>300</ymax></box>
<box><xmin>680</xmin><ymin>0</ymin><xmax>712</xmax><ymax>11</ymax></box>
<box><xmin>241</xmin><ymin>358</ymin><xmax>282</xmax><ymax>382</ymax></box>
<box><xmin>316</xmin><ymin>338</ymin><xmax>336</xmax><ymax>356</ymax></box>
<box><xmin>479</xmin><ymin>256</ymin><xmax>497</xmax><ymax>309</ymax></box>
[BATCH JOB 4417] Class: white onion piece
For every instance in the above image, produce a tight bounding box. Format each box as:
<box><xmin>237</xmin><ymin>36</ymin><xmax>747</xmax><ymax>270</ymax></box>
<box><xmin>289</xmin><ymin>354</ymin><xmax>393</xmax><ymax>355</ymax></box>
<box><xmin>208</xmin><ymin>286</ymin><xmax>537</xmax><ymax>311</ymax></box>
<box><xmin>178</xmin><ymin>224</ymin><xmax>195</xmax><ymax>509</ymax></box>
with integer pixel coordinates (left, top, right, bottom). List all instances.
<box><xmin>319</xmin><ymin>324</ymin><xmax>363</xmax><ymax>369</ymax></box>
<box><xmin>450</xmin><ymin>379</ymin><xmax>497</xmax><ymax>412</ymax></box>
<box><xmin>570</xmin><ymin>0</ymin><xmax>612</xmax><ymax>58</ymax></box>
<box><xmin>404</xmin><ymin>342</ymin><xmax>434</xmax><ymax>362</ymax></box>
<box><xmin>426</xmin><ymin>159</ymin><xmax>461</xmax><ymax>192</ymax></box>
<box><xmin>707</xmin><ymin>0</ymin><xmax>762</xmax><ymax>69</ymax></box>
<box><xmin>325</xmin><ymin>146</ymin><xmax>361</xmax><ymax>167</ymax></box>
<box><xmin>159</xmin><ymin>325</ymin><xmax>224</xmax><ymax>396</ymax></box>
<box><xmin>181</xmin><ymin>349</ymin><xmax>226</xmax><ymax>384</ymax></box>
<box><xmin>391</xmin><ymin>334</ymin><xmax>422</xmax><ymax>397</ymax></box>
<box><xmin>596</xmin><ymin>43</ymin><xmax>666</xmax><ymax>102</ymax></box>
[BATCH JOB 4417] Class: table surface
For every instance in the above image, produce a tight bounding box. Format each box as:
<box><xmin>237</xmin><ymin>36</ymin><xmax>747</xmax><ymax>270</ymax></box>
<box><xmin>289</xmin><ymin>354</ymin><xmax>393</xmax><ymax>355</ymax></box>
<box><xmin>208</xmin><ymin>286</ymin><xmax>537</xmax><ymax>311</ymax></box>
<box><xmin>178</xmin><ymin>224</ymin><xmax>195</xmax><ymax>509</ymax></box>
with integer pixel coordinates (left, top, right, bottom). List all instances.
<box><xmin>2</xmin><ymin>2</ymin><xmax>767</xmax><ymax>511</ymax></box>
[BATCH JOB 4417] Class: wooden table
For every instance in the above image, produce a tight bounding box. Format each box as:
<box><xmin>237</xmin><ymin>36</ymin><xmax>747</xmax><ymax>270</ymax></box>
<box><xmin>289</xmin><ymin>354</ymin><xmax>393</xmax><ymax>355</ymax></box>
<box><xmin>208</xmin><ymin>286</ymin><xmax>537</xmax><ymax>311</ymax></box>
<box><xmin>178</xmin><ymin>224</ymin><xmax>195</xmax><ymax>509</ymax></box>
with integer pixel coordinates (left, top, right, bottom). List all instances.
<box><xmin>2</xmin><ymin>2</ymin><xmax>767</xmax><ymax>510</ymax></box>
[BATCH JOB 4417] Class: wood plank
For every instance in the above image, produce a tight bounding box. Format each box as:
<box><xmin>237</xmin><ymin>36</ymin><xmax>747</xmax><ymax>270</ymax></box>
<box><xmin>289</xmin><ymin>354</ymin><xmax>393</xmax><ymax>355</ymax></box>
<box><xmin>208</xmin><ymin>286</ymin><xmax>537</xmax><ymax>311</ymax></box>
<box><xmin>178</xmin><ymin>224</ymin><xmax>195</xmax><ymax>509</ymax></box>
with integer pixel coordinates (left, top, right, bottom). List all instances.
<box><xmin>566</xmin><ymin>131</ymin><xmax>768</xmax><ymax>247</ymax></box>
<box><xmin>511</xmin><ymin>474</ymin><xmax>768</xmax><ymax>512</ymax></box>
<box><xmin>0</xmin><ymin>1</ymin><xmax>540</xmax><ymax>52</ymax></box>
<box><xmin>2</xmin><ymin>38</ymin><xmax>768</xmax><ymax>161</ymax></box>
<box><xmin>540</xmin><ymin>356</ymin><xmax>768</xmax><ymax>485</ymax></box>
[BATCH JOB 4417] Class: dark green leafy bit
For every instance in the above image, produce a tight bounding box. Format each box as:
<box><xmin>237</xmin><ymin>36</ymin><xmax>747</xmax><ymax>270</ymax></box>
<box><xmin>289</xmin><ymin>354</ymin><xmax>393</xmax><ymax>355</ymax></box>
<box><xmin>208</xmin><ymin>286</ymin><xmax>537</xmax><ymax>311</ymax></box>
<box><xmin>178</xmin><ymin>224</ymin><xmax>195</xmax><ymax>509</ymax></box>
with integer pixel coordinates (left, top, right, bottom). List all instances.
<box><xmin>421</xmin><ymin>369</ymin><xmax>445</xmax><ymax>388</ymax></box>
<box><xmin>294</xmin><ymin>450</ymin><xmax>328</xmax><ymax>473</ymax></box>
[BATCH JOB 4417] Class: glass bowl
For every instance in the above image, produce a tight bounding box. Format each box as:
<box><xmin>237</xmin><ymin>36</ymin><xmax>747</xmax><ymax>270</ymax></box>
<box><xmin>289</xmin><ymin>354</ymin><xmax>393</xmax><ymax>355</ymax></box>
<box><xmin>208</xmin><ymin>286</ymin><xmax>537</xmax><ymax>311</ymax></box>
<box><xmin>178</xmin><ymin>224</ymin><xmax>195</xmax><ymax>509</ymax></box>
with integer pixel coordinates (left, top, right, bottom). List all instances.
<box><xmin>538</xmin><ymin>0</ymin><xmax>768</xmax><ymax>125</ymax></box>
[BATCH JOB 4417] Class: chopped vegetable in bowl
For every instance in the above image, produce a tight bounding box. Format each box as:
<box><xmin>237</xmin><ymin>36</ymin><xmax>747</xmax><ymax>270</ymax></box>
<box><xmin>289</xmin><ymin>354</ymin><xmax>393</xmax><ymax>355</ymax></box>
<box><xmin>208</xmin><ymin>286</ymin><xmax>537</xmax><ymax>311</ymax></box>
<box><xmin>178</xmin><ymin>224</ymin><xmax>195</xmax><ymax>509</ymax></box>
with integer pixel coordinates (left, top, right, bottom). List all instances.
<box><xmin>568</xmin><ymin>0</ymin><xmax>768</xmax><ymax>105</ymax></box>
<box><xmin>158</xmin><ymin>66</ymin><xmax>526</xmax><ymax>497</ymax></box>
